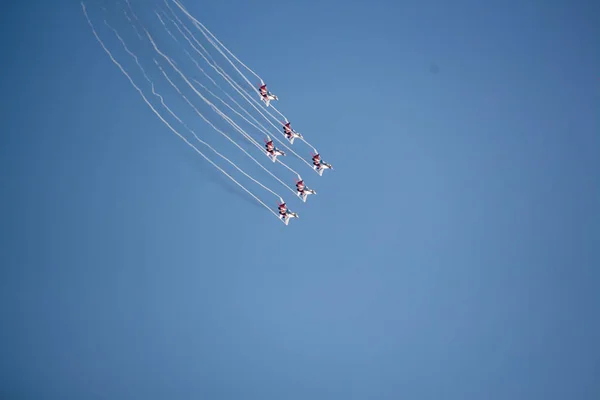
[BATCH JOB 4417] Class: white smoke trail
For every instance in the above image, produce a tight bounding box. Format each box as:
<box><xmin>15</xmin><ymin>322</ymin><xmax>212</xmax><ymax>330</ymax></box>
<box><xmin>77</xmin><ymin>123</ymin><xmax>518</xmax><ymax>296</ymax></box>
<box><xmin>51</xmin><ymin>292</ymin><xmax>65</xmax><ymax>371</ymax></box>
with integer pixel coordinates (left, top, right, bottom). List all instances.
<box><xmin>145</xmin><ymin>29</ymin><xmax>256</xmax><ymax>142</ymax></box>
<box><xmin>169</xmin><ymin>0</ymin><xmax>263</xmax><ymax>84</ymax></box>
<box><xmin>155</xmin><ymin>60</ymin><xmax>298</xmax><ymax>197</ymax></box>
<box><xmin>122</xmin><ymin>9</ymin><xmax>142</xmax><ymax>39</ymax></box>
<box><xmin>104</xmin><ymin>18</ymin><xmax>291</xmax><ymax>200</ymax></box>
<box><xmin>81</xmin><ymin>2</ymin><xmax>284</xmax><ymax>222</ymax></box>
<box><xmin>188</xmin><ymin>77</ymin><xmax>303</xmax><ymax>178</ymax></box>
<box><xmin>191</xmin><ymin>78</ymin><xmax>279</xmax><ymax>145</ymax></box>
<box><xmin>167</xmin><ymin>0</ymin><xmax>258</xmax><ymax>94</ymax></box>
<box><xmin>158</xmin><ymin>9</ymin><xmax>316</xmax><ymax>171</ymax></box>
<box><xmin>121</xmin><ymin>7</ymin><xmax>304</xmax><ymax>185</ymax></box>
<box><xmin>145</xmin><ymin>28</ymin><xmax>298</xmax><ymax>177</ymax></box>
<box><xmin>155</xmin><ymin>11</ymin><xmax>220</xmax><ymax>88</ymax></box>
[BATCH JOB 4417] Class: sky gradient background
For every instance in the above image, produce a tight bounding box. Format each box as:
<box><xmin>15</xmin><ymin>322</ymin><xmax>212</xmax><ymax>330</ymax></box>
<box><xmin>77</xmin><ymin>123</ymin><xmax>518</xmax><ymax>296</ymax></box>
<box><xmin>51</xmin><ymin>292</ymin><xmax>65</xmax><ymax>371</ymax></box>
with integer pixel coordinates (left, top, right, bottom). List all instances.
<box><xmin>1</xmin><ymin>0</ymin><xmax>599</xmax><ymax>398</ymax></box>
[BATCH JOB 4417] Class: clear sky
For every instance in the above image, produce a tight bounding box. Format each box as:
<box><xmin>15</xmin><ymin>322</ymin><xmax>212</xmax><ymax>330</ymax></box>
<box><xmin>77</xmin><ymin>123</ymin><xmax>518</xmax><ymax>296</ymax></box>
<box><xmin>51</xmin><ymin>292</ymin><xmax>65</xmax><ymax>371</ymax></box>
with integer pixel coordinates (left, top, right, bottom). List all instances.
<box><xmin>1</xmin><ymin>0</ymin><xmax>599</xmax><ymax>398</ymax></box>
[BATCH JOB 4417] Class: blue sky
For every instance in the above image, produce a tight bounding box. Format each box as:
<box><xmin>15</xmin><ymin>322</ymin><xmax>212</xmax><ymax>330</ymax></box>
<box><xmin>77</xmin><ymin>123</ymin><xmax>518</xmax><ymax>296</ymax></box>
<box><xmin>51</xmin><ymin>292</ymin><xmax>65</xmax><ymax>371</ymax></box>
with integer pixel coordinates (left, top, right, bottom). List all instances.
<box><xmin>1</xmin><ymin>0</ymin><xmax>599</xmax><ymax>398</ymax></box>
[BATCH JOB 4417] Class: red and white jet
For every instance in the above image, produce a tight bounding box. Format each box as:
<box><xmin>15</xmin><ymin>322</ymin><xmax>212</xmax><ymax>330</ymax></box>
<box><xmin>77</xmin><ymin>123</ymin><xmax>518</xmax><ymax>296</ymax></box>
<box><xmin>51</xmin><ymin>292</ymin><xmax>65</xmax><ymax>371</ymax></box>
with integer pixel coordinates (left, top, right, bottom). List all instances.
<box><xmin>259</xmin><ymin>83</ymin><xmax>278</xmax><ymax>107</ymax></box>
<box><xmin>311</xmin><ymin>152</ymin><xmax>333</xmax><ymax>176</ymax></box>
<box><xmin>282</xmin><ymin>121</ymin><xmax>303</xmax><ymax>144</ymax></box>
<box><xmin>295</xmin><ymin>176</ymin><xmax>316</xmax><ymax>202</ymax></box>
<box><xmin>277</xmin><ymin>201</ymin><xmax>299</xmax><ymax>225</ymax></box>
<box><xmin>264</xmin><ymin>136</ymin><xmax>286</xmax><ymax>162</ymax></box>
